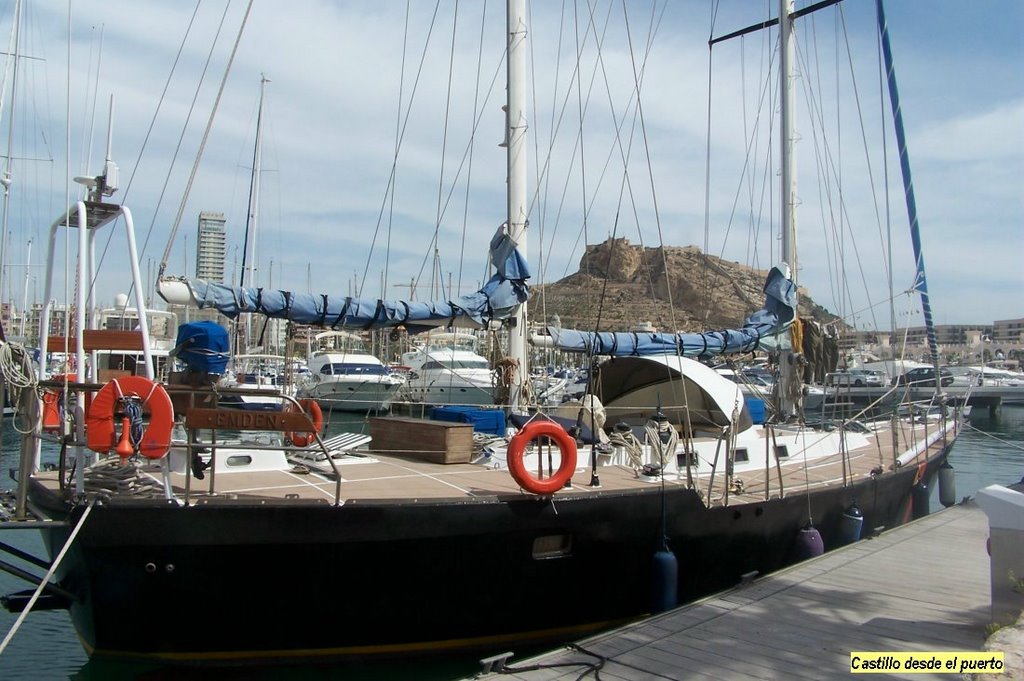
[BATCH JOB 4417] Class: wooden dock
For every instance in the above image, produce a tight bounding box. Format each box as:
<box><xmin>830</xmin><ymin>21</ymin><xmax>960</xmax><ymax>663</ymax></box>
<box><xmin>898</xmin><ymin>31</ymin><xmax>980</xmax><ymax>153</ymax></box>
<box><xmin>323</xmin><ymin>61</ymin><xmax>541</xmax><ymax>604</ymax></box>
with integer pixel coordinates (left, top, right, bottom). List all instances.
<box><xmin>474</xmin><ymin>502</ymin><xmax>993</xmax><ymax>680</ymax></box>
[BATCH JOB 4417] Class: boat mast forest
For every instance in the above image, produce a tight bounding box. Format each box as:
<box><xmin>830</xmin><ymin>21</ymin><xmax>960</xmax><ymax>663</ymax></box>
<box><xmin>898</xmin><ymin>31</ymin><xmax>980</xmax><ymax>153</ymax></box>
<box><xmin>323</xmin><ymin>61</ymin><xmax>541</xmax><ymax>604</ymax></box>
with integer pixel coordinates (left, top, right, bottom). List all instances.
<box><xmin>0</xmin><ymin>0</ymin><xmax>963</xmax><ymax>666</ymax></box>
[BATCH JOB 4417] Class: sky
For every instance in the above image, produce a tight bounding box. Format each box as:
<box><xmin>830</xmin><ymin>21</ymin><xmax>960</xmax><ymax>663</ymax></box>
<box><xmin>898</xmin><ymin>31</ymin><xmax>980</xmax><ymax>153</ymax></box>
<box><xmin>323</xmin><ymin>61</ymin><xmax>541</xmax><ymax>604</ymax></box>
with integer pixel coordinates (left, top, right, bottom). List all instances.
<box><xmin>0</xmin><ymin>0</ymin><xmax>1020</xmax><ymax>332</ymax></box>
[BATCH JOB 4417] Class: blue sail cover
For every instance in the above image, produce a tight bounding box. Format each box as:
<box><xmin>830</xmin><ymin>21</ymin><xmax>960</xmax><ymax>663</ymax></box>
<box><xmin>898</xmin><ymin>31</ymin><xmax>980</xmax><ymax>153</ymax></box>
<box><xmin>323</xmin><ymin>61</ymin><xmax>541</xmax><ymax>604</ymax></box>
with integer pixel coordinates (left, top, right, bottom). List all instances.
<box><xmin>158</xmin><ymin>229</ymin><xmax>529</xmax><ymax>334</ymax></box>
<box><xmin>544</xmin><ymin>266</ymin><xmax>797</xmax><ymax>357</ymax></box>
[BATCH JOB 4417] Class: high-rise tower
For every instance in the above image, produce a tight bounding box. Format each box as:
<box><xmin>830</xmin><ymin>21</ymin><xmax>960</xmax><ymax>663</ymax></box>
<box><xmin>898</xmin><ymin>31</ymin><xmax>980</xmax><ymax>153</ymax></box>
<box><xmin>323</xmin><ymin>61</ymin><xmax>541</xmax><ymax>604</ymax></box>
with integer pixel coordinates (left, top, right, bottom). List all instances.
<box><xmin>196</xmin><ymin>211</ymin><xmax>226</xmax><ymax>282</ymax></box>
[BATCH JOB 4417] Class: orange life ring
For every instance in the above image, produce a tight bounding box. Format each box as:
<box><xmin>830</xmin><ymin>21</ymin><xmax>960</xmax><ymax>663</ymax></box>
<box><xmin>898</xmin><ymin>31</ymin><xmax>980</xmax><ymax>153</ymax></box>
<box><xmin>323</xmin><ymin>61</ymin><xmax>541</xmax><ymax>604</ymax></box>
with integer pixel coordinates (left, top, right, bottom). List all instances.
<box><xmin>285</xmin><ymin>399</ymin><xmax>324</xmax><ymax>447</ymax></box>
<box><xmin>507</xmin><ymin>419</ymin><xmax>578</xmax><ymax>495</ymax></box>
<box><xmin>86</xmin><ymin>376</ymin><xmax>175</xmax><ymax>460</ymax></box>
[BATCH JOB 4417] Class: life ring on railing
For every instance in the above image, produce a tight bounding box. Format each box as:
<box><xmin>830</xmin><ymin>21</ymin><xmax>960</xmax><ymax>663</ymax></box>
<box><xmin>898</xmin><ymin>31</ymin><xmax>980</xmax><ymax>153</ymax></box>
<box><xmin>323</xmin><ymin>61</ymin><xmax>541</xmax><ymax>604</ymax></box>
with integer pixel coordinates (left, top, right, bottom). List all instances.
<box><xmin>86</xmin><ymin>375</ymin><xmax>175</xmax><ymax>460</ymax></box>
<box><xmin>507</xmin><ymin>419</ymin><xmax>578</xmax><ymax>495</ymax></box>
<box><xmin>285</xmin><ymin>399</ymin><xmax>324</xmax><ymax>447</ymax></box>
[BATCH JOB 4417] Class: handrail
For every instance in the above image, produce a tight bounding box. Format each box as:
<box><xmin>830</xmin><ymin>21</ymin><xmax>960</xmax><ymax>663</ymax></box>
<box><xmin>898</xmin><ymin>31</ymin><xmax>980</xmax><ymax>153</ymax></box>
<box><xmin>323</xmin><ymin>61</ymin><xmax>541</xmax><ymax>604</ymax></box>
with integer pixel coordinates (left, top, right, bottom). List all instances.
<box><xmin>31</xmin><ymin>379</ymin><xmax>346</xmax><ymax>507</ymax></box>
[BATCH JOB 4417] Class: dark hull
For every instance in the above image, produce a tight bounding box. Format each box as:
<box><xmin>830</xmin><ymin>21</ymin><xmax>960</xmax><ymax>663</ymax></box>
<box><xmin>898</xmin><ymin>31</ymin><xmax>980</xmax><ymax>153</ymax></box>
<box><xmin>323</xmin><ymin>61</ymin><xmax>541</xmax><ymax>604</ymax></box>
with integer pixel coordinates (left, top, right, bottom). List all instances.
<box><xmin>34</xmin><ymin>447</ymin><xmax>950</xmax><ymax>663</ymax></box>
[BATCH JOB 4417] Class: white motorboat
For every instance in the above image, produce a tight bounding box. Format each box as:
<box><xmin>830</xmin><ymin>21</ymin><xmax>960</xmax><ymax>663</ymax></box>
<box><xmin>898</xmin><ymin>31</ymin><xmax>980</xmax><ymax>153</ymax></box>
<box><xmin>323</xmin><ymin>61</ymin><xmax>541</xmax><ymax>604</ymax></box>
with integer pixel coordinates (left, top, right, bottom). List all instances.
<box><xmin>397</xmin><ymin>331</ymin><xmax>495</xmax><ymax>407</ymax></box>
<box><xmin>297</xmin><ymin>331</ymin><xmax>402</xmax><ymax>412</ymax></box>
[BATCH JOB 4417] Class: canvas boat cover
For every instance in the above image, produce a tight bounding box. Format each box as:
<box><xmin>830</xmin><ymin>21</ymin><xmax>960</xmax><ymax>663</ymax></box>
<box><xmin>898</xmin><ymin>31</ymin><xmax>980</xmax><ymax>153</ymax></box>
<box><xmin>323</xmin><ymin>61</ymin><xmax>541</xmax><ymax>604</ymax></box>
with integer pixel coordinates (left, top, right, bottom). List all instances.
<box><xmin>542</xmin><ymin>266</ymin><xmax>796</xmax><ymax>358</ymax></box>
<box><xmin>157</xmin><ymin>228</ymin><xmax>529</xmax><ymax>335</ymax></box>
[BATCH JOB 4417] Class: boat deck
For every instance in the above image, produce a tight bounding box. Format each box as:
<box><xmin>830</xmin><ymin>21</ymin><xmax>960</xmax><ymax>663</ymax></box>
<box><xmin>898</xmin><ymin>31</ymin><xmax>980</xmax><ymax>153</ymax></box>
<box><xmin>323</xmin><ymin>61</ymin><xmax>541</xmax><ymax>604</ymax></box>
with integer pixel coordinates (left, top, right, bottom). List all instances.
<box><xmin>27</xmin><ymin>415</ymin><xmax>957</xmax><ymax>507</ymax></box>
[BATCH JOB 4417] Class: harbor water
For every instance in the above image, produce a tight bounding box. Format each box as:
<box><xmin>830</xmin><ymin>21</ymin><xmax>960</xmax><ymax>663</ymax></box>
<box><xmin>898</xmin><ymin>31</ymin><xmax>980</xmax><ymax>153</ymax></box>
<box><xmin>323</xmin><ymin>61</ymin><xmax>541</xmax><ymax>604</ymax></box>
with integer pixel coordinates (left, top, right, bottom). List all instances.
<box><xmin>1</xmin><ymin>406</ymin><xmax>1022</xmax><ymax>680</ymax></box>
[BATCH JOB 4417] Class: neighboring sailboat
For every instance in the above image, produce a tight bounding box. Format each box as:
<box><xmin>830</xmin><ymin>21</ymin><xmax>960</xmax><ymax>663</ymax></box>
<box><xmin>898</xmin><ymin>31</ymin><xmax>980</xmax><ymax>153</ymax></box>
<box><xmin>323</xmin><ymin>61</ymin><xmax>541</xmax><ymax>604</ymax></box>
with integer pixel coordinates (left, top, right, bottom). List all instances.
<box><xmin>1</xmin><ymin>0</ymin><xmax>960</xmax><ymax>667</ymax></box>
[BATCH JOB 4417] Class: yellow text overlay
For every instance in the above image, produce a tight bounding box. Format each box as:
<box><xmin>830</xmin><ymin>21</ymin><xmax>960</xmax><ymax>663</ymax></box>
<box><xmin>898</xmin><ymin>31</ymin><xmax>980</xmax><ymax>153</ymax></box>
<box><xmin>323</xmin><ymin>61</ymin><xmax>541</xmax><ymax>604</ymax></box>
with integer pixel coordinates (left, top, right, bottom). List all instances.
<box><xmin>850</xmin><ymin>652</ymin><xmax>1004</xmax><ymax>674</ymax></box>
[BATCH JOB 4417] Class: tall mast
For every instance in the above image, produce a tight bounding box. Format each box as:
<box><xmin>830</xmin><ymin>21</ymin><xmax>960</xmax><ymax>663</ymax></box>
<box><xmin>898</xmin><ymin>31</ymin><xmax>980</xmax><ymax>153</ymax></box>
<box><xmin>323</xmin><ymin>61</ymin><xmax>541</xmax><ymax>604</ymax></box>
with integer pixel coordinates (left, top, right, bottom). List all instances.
<box><xmin>777</xmin><ymin>0</ymin><xmax>802</xmax><ymax>417</ymax></box>
<box><xmin>241</xmin><ymin>74</ymin><xmax>268</xmax><ymax>290</ymax></box>
<box><xmin>0</xmin><ymin>0</ymin><xmax>23</xmax><ymax>310</ymax></box>
<box><xmin>239</xmin><ymin>74</ymin><xmax>268</xmax><ymax>351</ymax></box>
<box><xmin>779</xmin><ymin>0</ymin><xmax>797</xmax><ymax>276</ymax></box>
<box><xmin>875</xmin><ymin>0</ymin><xmax>940</xmax><ymax>377</ymax></box>
<box><xmin>506</xmin><ymin>0</ymin><xmax>528</xmax><ymax>409</ymax></box>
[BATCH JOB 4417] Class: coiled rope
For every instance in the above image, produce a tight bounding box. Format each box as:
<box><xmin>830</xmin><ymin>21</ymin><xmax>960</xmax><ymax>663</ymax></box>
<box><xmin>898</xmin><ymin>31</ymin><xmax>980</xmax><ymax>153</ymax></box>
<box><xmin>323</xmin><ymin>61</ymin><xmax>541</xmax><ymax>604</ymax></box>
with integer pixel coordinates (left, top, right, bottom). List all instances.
<box><xmin>644</xmin><ymin>418</ymin><xmax>679</xmax><ymax>467</ymax></box>
<box><xmin>0</xmin><ymin>340</ymin><xmax>40</xmax><ymax>433</ymax></box>
<box><xmin>120</xmin><ymin>398</ymin><xmax>146</xmax><ymax>452</ymax></box>
<box><xmin>607</xmin><ymin>426</ymin><xmax>644</xmax><ymax>473</ymax></box>
<box><xmin>0</xmin><ymin>340</ymin><xmax>36</xmax><ymax>391</ymax></box>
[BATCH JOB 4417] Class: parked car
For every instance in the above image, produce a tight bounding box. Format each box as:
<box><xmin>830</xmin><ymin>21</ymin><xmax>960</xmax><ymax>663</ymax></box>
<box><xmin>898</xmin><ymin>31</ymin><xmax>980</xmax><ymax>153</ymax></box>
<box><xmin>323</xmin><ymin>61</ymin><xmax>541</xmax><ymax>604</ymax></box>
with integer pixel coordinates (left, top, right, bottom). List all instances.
<box><xmin>890</xmin><ymin>367</ymin><xmax>954</xmax><ymax>387</ymax></box>
<box><xmin>825</xmin><ymin>369</ymin><xmax>885</xmax><ymax>387</ymax></box>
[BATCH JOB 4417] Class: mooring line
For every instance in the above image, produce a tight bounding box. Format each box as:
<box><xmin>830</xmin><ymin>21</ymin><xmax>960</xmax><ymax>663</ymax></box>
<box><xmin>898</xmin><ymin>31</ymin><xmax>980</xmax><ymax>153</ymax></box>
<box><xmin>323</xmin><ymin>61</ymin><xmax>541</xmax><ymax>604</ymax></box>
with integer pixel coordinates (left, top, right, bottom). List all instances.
<box><xmin>0</xmin><ymin>498</ymin><xmax>96</xmax><ymax>655</ymax></box>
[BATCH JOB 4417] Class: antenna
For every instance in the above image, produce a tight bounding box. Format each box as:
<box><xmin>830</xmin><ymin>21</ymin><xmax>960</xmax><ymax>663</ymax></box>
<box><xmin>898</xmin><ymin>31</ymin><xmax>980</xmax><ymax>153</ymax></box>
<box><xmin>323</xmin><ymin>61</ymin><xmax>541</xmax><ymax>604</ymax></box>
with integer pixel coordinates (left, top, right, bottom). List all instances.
<box><xmin>73</xmin><ymin>95</ymin><xmax>119</xmax><ymax>200</ymax></box>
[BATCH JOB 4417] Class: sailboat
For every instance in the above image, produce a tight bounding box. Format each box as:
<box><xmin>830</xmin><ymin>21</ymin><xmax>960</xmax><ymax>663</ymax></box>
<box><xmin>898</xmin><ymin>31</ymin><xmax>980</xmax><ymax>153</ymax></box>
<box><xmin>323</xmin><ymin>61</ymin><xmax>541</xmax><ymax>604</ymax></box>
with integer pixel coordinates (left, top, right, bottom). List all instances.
<box><xmin>1</xmin><ymin>0</ymin><xmax>960</xmax><ymax>665</ymax></box>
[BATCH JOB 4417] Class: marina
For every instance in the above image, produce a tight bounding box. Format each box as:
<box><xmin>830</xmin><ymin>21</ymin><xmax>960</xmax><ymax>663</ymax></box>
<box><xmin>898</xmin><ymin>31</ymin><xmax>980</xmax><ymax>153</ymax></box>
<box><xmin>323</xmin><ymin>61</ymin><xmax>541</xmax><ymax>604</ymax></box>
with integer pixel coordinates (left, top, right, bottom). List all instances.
<box><xmin>0</xmin><ymin>0</ymin><xmax>1019</xmax><ymax>678</ymax></box>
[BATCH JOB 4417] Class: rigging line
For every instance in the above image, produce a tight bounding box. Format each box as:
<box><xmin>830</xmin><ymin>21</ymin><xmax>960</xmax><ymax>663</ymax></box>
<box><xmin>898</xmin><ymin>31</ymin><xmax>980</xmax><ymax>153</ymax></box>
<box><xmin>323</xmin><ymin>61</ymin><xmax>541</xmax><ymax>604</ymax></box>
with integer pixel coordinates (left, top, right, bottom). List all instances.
<box><xmin>78</xmin><ymin>23</ymin><xmax>102</xmax><ymax>197</ymax></box>
<box><xmin>97</xmin><ymin>2</ymin><xmax>202</xmax><ymax>268</ymax></box>
<box><xmin>530</xmin><ymin>3</ymin><xmax>613</xmax><ymax>294</ymax></box>
<box><xmin>158</xmin><ymin>0</ymin><xmax>253</xmax><ymax>277</ymax></box>
<box><xmin>238</xmin><ymin>75</ymin><xmax>267</xmax><ymax>289</ymax></box>
<box><xmin>741</xmin><ymin>38</ymin><xmax>754</xmax><ymax>268</ymax></box>
<box><xmin>0</xmin><ymin>498</ymin><xmax>97</xmax><ymax>655</ymax></box>
<box><xmin>701</xmin><ymin>2</ymin><xmax>717</xmax><ymax>323</ymax></box>
<box><xmin>709</xmin><ymin>28</ymin><xmax>778</xmax><ymax>271</ymax></box>
<box><xmin>963</xmin><ymin>423</ymin><xmax>1024</xmax><ymax>453</ymax></box>
<box><xmin>837</xmin><ymin>5</ymin><xmax>889</xmax><ymax>331</ymax></box>
<box><xmin>531</xmin><ymin>0</ymin><xmax>600</xmax><ymax>280</ymax></box>
<box><xmin>877</xmin><ymin>0</ymin><xmax>939</xmax><ymax>368</ymax></box>
<box><xmin>377</xmin><ymin>2</ymin><xmax>451</xmax><ymax>295</ymax></box>
<box><xmin>749</xmin><ymin>10</ymin><xmax>773</xmax><ymax>275</ymax></box>
<box><xmin>802</xmin><ymin>11</ymin><xmax>845</xmax><ymax>314</ymax></box>
<box><xmin>525</xmin><ymin>0</ymin><xmax>544</xmax><ymax>324</ymax></box>
<box><xmin>68</xmin><ymin>21</ymin><xmax>105</xmax><ymax>330</ymax></box>
<box><xmin>457</xmin><ymin>0</ymin><xmax>489</xmax><ymax>297</ymax></box>
<box><xmin>534</xmin><ymin>0</ymin><xmax>568</xmax><ymax>297</ymax></box>
<box><xmin>409</xmin><ymin>51</ymin><xmax>504</xmax><ymax>298</ymax></box>
<box><xmin>573</xmin><ymin>1</ymin><xmax>589</xmax><ymax>271</ymax></box>
<box><xmin>0</xmin><ymin>0</ymin><xmax>21</xmax><ymax>309</ymax></box>
<box><xmin>799</xmin><ymin>14</ymin><xmax>849</xmax><ymax>319</ymax></box>
<box><xmin>581</xmin><ymin>0</ymin><xmax>663</xmax><ymax>256</ymax></box>
<box><xmin>372</xmin><ymin>1</ymin><xmax>445</xmax><ymax>296</ymax></box>
<box><xmin>427</xmin><ymin>1</ymin><xmax>460</xmax><ymax>302</ymax></box>
<box><xmin>878</xmin><ymin>19</ymin><xmax>894</xmax><ymax>339</ymax></box>
<box><xmin>569</xmin><ymin>0</ymin><xmax>665</xmax><ymax>289</ymax></box>
<box><xmin>122</xmin><ymin>2</ymin><xmax>226</xmax><ymax>317</ymax></box>
<box><xmin>382</xmin><ymin>1</ymin><xmax>411</xmax><ymax>305</ymax></box>
<box><xmin>621</xmin><ymin>0</ymin><xmax>679</xmax><ymax>335</ymax></box>
<box><xmin>794</xmin><ymin>22</ymin><xmax>883</xmax><ymax>333</ymax></box>
<box><xmin>60</xmin><ymin>2</ymin><xmax>70</xmax><ymax>359</ymax></box>
<box><xmin>0</xmin><ymin>3</ymin><xmax>17</xmax><ymax>128</ymax></box>
<box><xmin>545</xmin><ymin>0</ymin><xmax>661</xmax><ymax>284</ymax></box>
<box><xmin>594</xmin><ymin>1</ymin><xmax>679</xmax><ymax>353</ymax></box>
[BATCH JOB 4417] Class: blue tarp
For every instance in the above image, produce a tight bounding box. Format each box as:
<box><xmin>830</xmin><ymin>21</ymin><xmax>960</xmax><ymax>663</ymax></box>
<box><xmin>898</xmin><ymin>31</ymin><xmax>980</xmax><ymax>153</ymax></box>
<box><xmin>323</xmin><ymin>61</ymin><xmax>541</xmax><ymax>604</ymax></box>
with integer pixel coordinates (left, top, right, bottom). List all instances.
<box><xmin>543</xmin><ymin>266</ymin><xmax>797</xmax><ymax>358</ymax></box>
<box><xmin>158</xmin><ymin>227</ymin><xmax>529</xmax><ymax>335</ymax></box>
<box><xmin>430</xmin><ymin>406</ymin><xmax>507</xmax><ymax>435</ymax></box>
<box><xmin>173</xmin><ymin>320</ymin><xmax>230</xmax><ymax>374</ymax></box>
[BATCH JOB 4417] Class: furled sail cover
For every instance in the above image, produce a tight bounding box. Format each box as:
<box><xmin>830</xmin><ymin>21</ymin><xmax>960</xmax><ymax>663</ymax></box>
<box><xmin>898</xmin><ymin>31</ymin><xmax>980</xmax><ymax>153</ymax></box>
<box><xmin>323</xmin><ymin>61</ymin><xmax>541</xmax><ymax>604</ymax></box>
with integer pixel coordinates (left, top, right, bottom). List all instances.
<box><xmin>157</xmin><ymin>228</ymin><xmax>529</xmax><ymax>334</ymax></box>
<box><xmin>544</xmin><ymin>266</ymin><xmax>796</xmax><ymax>357</ymax></box>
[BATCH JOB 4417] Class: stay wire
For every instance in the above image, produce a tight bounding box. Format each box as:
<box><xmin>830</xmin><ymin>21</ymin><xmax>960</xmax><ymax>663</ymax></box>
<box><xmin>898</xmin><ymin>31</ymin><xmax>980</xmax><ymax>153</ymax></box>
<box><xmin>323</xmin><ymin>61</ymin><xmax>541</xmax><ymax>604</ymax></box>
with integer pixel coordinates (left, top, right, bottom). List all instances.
<box><xmin>158</xmin><ymin>0</ymin><xmax>254</xmax><ymax>278</ymax></box>
<box><xmin>97</xmin><ymin>1</ymin><xmax>204</xmax><ymax>303</ymax></box>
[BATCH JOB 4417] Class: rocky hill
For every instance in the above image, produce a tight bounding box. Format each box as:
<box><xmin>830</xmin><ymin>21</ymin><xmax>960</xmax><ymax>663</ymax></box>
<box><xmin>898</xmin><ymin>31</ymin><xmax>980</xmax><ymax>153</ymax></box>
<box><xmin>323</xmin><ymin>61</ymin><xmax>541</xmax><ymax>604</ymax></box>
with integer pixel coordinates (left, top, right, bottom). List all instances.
<box><xmin>532</xmin><ymin>238</ymin><xmax>837</xmax><ymax>332</ymax></box>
